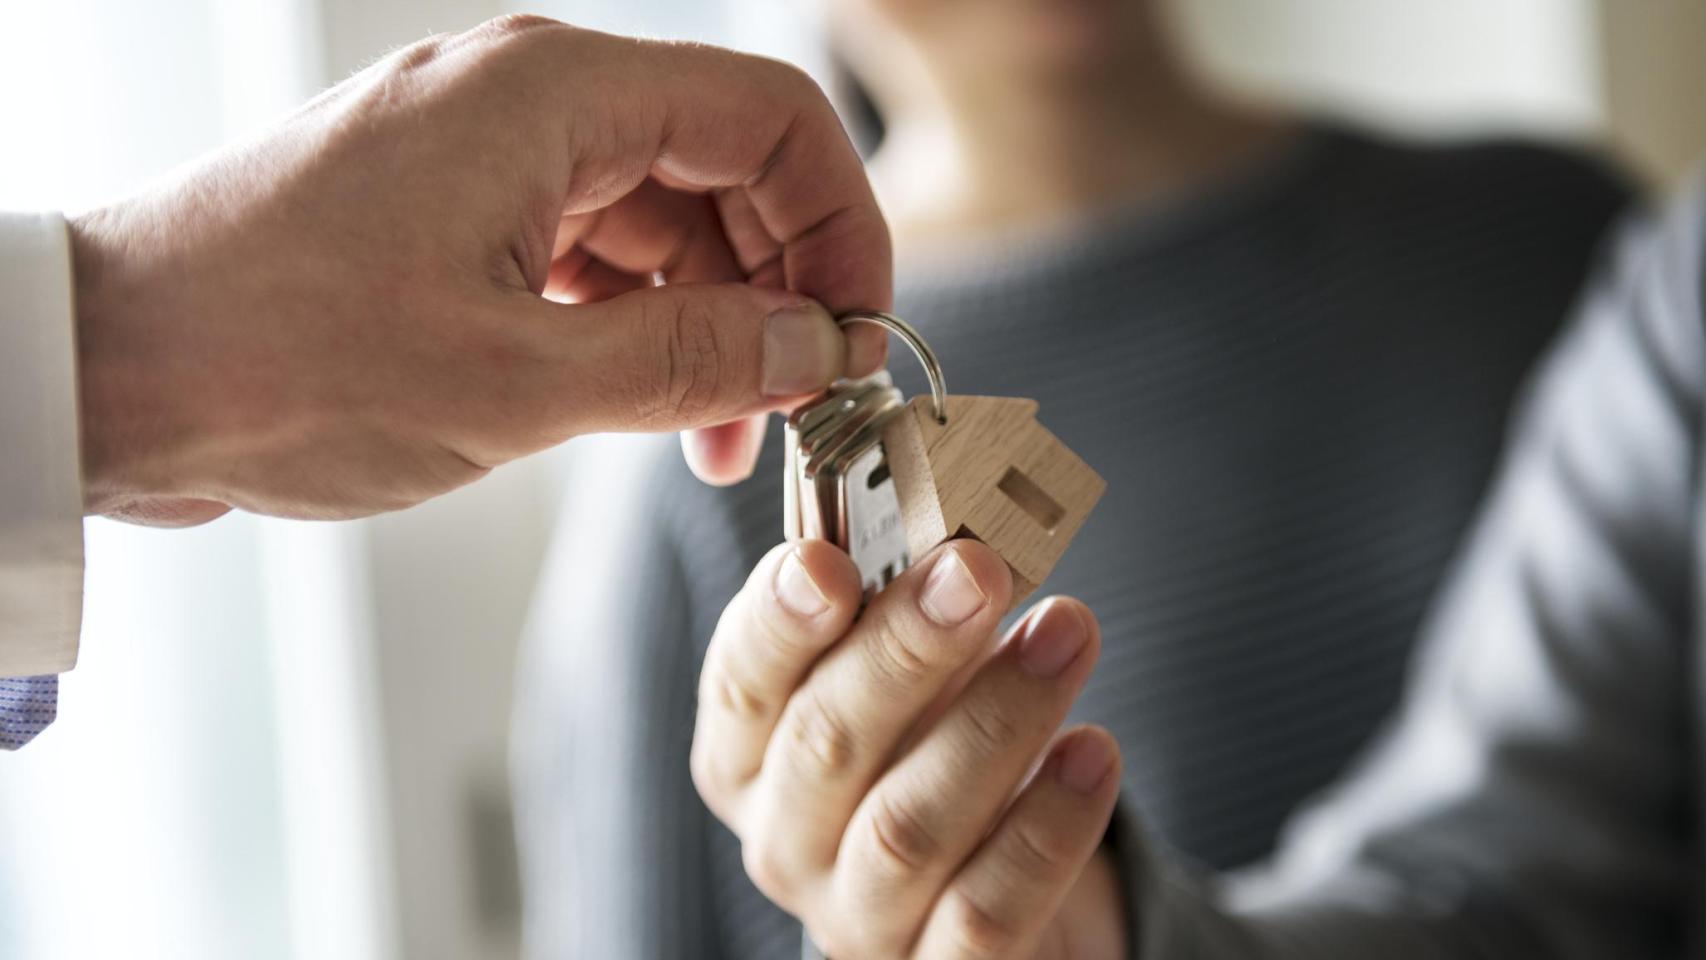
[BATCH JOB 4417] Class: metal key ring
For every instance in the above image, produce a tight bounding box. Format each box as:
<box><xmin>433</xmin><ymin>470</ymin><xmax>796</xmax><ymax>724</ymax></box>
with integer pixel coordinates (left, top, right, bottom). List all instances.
<box><xmin>838</xmin><ymin>311</ymin><xmax>948</xmax><ymax>425</ymax></box>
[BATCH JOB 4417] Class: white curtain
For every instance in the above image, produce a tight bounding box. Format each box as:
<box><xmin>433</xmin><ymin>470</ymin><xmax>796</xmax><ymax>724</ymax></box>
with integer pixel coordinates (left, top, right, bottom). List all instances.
<box><xmin>0</xmin><ymin>2</ymin><xmax>393</xmax><ymax>958</ymax></box>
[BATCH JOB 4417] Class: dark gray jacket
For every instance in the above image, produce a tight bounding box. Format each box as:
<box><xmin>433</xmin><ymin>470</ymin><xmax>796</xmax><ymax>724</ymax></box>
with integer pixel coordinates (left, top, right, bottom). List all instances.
<box><xmin>1132</xmin><ymin>187</ymin><xmax>1705</xmax><ymax>958</ymax></box>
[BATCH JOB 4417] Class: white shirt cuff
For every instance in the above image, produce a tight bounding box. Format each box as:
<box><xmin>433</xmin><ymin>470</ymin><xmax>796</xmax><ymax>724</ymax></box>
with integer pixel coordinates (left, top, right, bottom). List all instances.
<box><xmin>0</xmin><ymin>211</ymin><xmax>84</xmax><ymax>675</ymax></box>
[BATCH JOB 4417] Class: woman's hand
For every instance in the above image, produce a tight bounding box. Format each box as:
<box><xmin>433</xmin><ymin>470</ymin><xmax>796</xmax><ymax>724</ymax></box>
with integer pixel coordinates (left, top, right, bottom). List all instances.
<box><xmin>691</xmin><ymin>538</ymin><xmax>1127</xmax><ymax>959</ymax></box>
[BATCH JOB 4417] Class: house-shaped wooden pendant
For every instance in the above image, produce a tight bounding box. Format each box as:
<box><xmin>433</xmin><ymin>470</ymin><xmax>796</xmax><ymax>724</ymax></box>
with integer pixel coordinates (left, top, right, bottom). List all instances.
<box><xmin>879</xmin><ymin>395</ymin><xmax>1105</xmax><ymax>609</ymax></box>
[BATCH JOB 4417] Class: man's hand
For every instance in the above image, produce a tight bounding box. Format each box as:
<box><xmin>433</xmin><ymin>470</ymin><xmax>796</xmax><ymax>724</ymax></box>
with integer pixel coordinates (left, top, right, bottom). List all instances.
<box><xmin>692</xmin><ymin>539</ymin><xmax>1127</xmax><ymax>959</ymax></box>
<box><xmin>68</xmin><ymin>16</ymin><xmax>890</xmax><ymax>525</ymax></box>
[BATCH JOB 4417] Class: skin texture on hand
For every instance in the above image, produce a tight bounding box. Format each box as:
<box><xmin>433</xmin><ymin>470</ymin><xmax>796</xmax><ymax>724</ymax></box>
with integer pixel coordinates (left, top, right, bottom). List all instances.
<box><xmin>69</xmin><ymin>16</ymin><xmax>891</xmax><ymax>526</ymax></box>
<box><xmin>692</xmin><ymin>539</ymin><xmax>1128</xmax><ymax>959</ymax></box>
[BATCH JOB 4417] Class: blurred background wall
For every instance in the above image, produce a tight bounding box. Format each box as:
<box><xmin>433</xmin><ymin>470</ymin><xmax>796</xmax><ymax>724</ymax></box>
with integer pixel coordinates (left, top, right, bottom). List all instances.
<box><xmin>1</xmin><ymin>1</ymin><xmax>1703</xmax><ymax>958</ymax></box>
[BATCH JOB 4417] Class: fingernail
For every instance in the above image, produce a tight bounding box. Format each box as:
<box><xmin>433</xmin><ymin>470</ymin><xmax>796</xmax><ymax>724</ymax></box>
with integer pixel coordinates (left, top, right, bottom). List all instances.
<box><xmin>1017</xmin><ymin>600</ymin><xmax>1088</xmax><ymax>678</ymax></box>
<box><xmin>1057</xmin><ymin>734</ymin><xmax>1115</xmax><ymax>795</ymax></box>
<box><xmin>764</xmin><ymin>303</ymin><xmax>842</xmax><ymax>397</ymax></box>
<box><xmin>919</xmin><ymin>546</ymin><xmax>988</xmax><ymax>626</ymax></box>
<box><xmin>775</xmin><ymin>550</ymin><xmax>830</xmax><ymax>618</ymax></box>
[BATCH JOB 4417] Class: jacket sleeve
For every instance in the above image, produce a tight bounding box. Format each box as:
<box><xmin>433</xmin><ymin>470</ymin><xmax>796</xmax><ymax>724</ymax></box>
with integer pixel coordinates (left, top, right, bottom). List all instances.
<box><xmin>1127</xmin><ymin>193</ymin><xmax>1705</xmax><ymax>958</ymax></box>
<box><xmin>0</xmin><ymin>212</ymin><xmax>83</xmax><ymax>678</ymax></box>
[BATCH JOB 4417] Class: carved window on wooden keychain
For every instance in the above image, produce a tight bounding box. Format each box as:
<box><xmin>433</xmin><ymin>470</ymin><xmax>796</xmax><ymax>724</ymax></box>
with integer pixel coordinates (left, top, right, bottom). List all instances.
<box><xmin>784</xmin><ymin>312</ymin><xmax>1105</xmax><ymax>609</ymax></box>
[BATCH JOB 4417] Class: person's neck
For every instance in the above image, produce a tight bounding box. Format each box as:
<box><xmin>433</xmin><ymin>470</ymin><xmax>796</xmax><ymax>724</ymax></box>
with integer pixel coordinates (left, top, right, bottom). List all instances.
<box><xmin>868</xmin><ymin>56</ymin><xmax>1287</xmax><ymax>255</ymax></box>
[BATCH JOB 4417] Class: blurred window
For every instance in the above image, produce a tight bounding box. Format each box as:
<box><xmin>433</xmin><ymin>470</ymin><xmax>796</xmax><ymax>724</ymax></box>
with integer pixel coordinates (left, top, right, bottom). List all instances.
<box><xmin>0</xmin><ymin>3</ymin><xmax>390</xmax><ymax>959</ymax></box>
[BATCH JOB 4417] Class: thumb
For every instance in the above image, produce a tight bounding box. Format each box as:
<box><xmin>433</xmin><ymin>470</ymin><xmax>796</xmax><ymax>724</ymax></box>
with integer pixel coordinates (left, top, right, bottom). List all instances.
<box><xmin>545</xmin><ymin>282</ymin><xmax>849</xmax><ymax>435</ymax></box>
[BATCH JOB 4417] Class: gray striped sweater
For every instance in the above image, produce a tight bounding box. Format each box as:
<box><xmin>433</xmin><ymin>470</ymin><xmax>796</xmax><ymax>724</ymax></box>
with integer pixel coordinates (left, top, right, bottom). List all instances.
<box><xmin>511</xmin><ymin>127</ymin><xmax>1629</xmax><ymax>959</ymax></box>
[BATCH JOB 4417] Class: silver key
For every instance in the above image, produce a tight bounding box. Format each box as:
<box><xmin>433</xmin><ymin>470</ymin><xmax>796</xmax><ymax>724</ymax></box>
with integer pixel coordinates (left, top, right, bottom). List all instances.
<box><xmin>783</xmin><ymin>313</ymin><xmax>948</xmax><ymax>601</ymax></box>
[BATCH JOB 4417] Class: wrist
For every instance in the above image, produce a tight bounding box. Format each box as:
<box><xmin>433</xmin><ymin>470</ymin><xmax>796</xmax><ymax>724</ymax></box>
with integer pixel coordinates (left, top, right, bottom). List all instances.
<box><xmin>69</xmin><ymin>207</ymin><xmax>123</xmax><ymax>512</ymax></box>
<box><xmin>69</xmin><ymin>204</ymin><xmax>182</xmax><ymax>514</ymax></box>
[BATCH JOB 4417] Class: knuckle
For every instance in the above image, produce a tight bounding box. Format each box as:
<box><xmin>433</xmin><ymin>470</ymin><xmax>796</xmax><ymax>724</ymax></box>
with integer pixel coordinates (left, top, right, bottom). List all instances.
<box><xmin>1004</xmin><ymin>821</ymin><xmax>1068</xmax><ymax>877</ymax></box>
<box><xmin>806</xmin><ymin>917</ymin><xmax>878</xmax><ymax>960</ymax></box>
<box><xmin>477</xmin><ymin>12</ymin><xmax>565</xmax><ymax>41</ymax></box>
<box><xmin>387</xmin><ymin>35</ymin><xmax>449</xmax><ymax>73</ymax></box>
<box><xmin>804</xmin><ymin>923</ymin><xmax>849</xmax><ymax>960</ymax></box>
<box><xmin>713</xmin><ymin>667</ymin><xmax>770</xmax><ymax>721</ymax></box>
<box><xmin>640</xmin><ymin>293</ymin><xmax>724</xmax><ymax>425</ymax></box>
<box><xmin>942</xmin><ymin>889</ymin><xmax>1021</xmax><ymax>959</ymax></box>
<box><xmin>688</xmin><ymin>730</ymin><xmax>746</xmax><ymax>820</ymax></box>
<box><xmin>688</xmin><ymin>737</ymin><xmax>720</xmax><ymax>802</ymax></box>
<box><xmin>703</xmin><ymin>618</ymin><xmax>778</xmax><ymax>722</ymax></box>
<box><xmin>740</xmin><ymin>834</ymin><xmax>799</xmax><ymax>908</ymax></box>
<box><xmin>758</xmin><ymin>54</ymin><xmax>823</xmax><ymax>104</ymax></box>
<box><xmin>701</xmin><ymin>617</ymin><xmax>781</xmax><ymax>722</ymax></box>
<box><xmin>740</xmin><ymin>58</ymin><xmax>827</xmax><ymax>188</ymax></box>
<box><xmin>427</xmin><ymin>444</ymin><xmax>494</xmax><ymax>496</ymax></box>
<box><xmin>781</xmin><ymin>688</ymin><xmax>859</xmax><ymax>779</ymax></box>
<box><xmin>858</xmin><ymin>617</ymin><xmax>940</xmax><ymax>697</ymax></box>
<box><xmin>451</xmin><ymin>16</ymin><xmax>579</xmax><ymax>86</ymax></box>
<box><xmin>864</xmin><ymin>790</ymin><xmax>942</xmax><ymax>878</ymax></box>
<box><xmin>745</xmin><ymin>598</ymin><xmax>828</xmax><ymax>674</ymax></box>
<box><xmin>957</xmin><ymin>696</ymin><xmax>1024</xmax><ymax>761</ymax></box>
<box><xmin>808</xmin><ymin>883</ymin><xmax>902</xmax><ymax>960</ymax></box>
<box><xmin>355</xmin><ymin>38</ymin><xmax>443</xmax><ymax>109</ymax></box>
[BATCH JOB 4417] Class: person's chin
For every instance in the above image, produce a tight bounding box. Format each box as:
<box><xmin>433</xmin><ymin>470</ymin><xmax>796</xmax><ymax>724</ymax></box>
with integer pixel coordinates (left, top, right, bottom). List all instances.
<box><xmin>1006</xmin><ymin>7</ymin><xmax>1130</xmax><ymax>71</ymax></box>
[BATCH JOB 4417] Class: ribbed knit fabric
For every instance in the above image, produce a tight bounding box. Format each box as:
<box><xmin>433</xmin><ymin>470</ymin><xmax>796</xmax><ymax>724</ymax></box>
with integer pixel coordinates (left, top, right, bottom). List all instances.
<box><xmin>511</xmin><ymin>125</ymin><xmax>1630</xmax><ymax>960</ymax></box>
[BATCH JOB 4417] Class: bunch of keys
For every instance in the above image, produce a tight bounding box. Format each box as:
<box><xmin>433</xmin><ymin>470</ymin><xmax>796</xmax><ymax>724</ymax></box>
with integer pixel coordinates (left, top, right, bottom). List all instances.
<box><xmin>784</xmin><ymin>312</ymin><xmax>1105</xmax><ymax>610</ymax></box>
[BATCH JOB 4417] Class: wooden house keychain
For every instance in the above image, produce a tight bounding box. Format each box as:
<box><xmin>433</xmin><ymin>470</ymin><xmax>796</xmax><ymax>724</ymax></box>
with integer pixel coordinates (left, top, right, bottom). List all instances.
<box><xmin>784</xmin><ymin>311</ymin><xmax>1105</xmax><ymax>610</ymax></box>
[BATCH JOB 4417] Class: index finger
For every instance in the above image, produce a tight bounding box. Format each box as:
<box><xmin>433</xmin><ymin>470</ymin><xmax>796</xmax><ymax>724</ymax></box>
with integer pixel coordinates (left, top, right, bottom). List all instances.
<box><xmin>547</xmin><ymin>27</ymin><xmax>893</xmax><ymax>316</ymax></box>
<box><xmin>691</xmin><ymin>540</ymin><xmax>864</xmax><ymax>823</ymax></box>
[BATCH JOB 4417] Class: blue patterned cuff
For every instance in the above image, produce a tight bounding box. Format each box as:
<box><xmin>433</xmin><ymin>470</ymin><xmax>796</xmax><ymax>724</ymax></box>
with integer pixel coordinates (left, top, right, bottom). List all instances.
<box><xmin>0</xmin><ymin>674</ymin><xmax>59</xmax><ymax>750</ymax></box>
